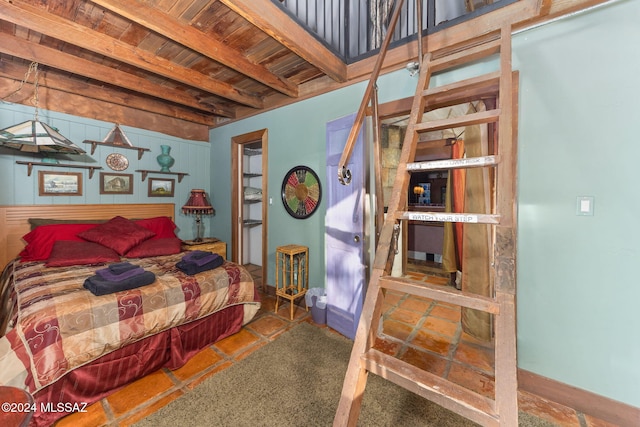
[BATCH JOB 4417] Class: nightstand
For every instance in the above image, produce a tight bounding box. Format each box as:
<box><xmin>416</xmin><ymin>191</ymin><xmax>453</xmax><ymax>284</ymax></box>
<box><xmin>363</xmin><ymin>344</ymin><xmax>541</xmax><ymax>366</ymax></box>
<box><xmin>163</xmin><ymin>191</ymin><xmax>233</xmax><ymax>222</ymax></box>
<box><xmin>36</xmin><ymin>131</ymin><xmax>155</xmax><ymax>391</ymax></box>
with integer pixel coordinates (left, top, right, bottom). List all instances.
<box><xmin>181</xmin><ymin>237</ymin><xmax>226</xmax><ymax>259</ymax></box>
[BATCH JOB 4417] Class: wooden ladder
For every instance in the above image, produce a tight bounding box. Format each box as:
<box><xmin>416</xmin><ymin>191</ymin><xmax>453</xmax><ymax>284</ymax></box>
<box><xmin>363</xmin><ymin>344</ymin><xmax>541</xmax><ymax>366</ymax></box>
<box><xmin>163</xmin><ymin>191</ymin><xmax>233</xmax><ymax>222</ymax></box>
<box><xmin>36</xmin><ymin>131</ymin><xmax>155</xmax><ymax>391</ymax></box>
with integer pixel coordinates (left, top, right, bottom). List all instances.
<box><xmin>334</xmin><ymin>24</ymin><xmax>518</xmax><ymax>427</ymax></box>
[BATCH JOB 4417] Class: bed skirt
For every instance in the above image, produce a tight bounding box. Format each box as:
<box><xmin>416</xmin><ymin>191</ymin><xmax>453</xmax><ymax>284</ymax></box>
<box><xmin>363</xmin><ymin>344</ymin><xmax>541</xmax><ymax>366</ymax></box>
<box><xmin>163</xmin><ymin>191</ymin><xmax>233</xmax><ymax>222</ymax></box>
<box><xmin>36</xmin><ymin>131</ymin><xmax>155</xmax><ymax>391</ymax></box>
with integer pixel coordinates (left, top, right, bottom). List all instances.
<box><xmin>30</xmin><ymin>303</ymin><xmax>249</xmax><ymax>426</ymax></box>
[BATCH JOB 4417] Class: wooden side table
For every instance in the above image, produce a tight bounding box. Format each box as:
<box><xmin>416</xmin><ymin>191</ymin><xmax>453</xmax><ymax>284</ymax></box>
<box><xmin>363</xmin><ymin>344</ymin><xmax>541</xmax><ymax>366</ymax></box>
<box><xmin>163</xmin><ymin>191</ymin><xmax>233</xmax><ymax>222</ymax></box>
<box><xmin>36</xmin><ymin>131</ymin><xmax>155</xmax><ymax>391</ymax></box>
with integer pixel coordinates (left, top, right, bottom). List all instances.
<box><xmin>275</xmin><ymin>244</ymin><xmax>309</xmax><ymax>320</ymax></box>
<box><xmin>181</xmin><ymin>237</ymin><xmax>226</xmax><ymax>259</ymax></box>
<box><xmin>0</xmin><ymin>386</ymin><xmax>34</xmax><ymax>427</ymax></box>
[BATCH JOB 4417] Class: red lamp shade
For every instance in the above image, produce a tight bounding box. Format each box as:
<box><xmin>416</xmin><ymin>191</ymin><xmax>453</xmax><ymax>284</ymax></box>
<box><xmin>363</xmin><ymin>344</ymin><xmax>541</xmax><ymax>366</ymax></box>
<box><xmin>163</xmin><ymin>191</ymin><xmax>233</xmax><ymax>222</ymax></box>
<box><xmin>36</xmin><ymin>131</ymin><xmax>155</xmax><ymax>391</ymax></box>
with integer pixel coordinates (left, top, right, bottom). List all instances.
<box><xmin>182</xmin><ymin>189</ymin><xmax>214</xmax><ymax>242</ymax></box>
<box><xmin>182</xmin><ymin>189</ymin><xmax>214</xmax><ymax>215</ymax></box>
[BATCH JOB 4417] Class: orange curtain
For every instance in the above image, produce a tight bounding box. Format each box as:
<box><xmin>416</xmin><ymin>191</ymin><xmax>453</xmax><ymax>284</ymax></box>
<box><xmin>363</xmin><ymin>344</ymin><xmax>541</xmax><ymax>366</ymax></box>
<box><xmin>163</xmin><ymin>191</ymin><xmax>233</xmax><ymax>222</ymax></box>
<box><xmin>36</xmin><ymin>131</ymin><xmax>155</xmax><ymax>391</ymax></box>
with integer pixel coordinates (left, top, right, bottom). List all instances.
<box><xmin>441</xmin><ymin>139</ymin><xmax>465</xmax><ymax>274</ymax></box>
<box><xmin>451</xmin><ymin>140</ymin><xmax>466</xmax><ymax>266</ymax></box>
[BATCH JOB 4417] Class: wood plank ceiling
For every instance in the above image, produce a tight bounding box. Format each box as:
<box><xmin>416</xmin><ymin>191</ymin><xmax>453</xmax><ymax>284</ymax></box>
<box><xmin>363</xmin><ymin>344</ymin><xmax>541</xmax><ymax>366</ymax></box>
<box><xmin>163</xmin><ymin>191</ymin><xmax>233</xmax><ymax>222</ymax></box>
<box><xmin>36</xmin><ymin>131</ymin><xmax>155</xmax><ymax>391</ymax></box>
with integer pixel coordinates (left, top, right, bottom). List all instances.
<box><xmin>0</xmin><ymin>0</ymin><xmax>347</xmax><ymax>140</ymax></box>
<box><xmin>0</xmin><ymin>0</ymin><xmax>610</xmax><ymax>141</ymax></box>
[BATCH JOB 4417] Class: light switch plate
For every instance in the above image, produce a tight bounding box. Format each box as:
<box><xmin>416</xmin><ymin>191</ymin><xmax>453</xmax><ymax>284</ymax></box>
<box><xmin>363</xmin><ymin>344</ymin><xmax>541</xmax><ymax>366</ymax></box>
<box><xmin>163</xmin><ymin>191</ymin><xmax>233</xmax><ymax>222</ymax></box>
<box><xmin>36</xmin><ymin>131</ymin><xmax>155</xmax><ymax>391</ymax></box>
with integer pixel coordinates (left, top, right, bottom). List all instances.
<box><xmin>576</xmin><ymin>196</ymin><xmax>594</xmax><ymax>216</ymax></box>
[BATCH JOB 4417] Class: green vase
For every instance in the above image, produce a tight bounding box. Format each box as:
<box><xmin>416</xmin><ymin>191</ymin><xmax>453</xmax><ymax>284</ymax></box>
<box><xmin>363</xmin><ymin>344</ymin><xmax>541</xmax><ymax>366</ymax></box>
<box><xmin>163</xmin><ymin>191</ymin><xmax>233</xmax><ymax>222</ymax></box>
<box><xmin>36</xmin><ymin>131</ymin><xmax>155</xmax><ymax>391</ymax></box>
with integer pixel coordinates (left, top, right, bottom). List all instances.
<box><xmin>156</xmin><ymin>145</ymin><xmax>175</xmax><ymax>172</ymax></box>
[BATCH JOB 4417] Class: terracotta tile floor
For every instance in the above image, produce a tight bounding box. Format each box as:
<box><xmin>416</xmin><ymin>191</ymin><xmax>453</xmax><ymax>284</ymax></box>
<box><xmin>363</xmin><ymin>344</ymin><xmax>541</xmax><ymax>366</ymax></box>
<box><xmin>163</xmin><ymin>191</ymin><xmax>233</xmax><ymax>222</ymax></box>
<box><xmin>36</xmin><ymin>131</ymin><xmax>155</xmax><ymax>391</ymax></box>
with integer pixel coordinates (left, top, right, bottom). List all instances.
<box><xmin>54</xmin><ymin>264</ymin><xmax>613</xmax><ymax>427</ymax></box>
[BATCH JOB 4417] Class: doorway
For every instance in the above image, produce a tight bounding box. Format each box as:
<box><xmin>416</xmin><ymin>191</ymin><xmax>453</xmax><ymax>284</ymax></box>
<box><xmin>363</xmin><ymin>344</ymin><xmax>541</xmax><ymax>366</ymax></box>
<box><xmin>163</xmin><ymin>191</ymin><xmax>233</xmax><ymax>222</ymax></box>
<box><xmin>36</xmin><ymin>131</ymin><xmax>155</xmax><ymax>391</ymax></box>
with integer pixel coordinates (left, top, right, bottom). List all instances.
<box><xmin>325</xmin><ymin>114</ymin><xmax>366</xmax><ymax>339</ymax></box>
<box><xmin>231</xmin><ymin>129</ymin><xmax>268</xmax><ymax>290</ymax></box>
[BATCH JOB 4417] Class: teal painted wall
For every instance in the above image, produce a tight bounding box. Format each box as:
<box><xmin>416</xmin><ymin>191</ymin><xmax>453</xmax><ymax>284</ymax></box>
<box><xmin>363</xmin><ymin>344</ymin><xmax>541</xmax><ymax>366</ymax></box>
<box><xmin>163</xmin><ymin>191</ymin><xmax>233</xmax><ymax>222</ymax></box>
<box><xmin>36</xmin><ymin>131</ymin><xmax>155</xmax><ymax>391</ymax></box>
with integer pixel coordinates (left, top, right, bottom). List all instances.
<box><xmin>0</xmin><ymin>104</ymin><xmax>211</xmax><ymax>239</ymax></box>
<box><xmin>210</xmin><ymin>0</ymin><xmax>640</xmax><ymax>408</ymax></box>
<box><xmin>208</xmin><ymin>70</ymin><xmax>418</xmax><ymax>293</ymax></box>
<box><xmin>0</xmin><ymin>0</ymin><xmax>637</xmax><ymax>409</ymax></box>
<box><xmin>513</xmin><ymin>0</ymin><xmax>640</xmax><ymax>407</ymax></box>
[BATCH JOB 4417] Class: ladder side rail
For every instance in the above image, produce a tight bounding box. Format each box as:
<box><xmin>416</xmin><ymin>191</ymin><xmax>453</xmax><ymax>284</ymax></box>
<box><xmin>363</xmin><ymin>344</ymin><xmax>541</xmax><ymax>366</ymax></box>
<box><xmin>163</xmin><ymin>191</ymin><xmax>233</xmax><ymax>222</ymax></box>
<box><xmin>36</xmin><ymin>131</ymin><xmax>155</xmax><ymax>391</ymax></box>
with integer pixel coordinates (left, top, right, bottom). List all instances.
<box><xmin>372</xmin><ymin>51</ymin><xmax>433</xmax><ymax>272</ymax></box>
<box><xmin>334</xmin><ymin>48</ymin><xmax>434</xmax><ymax>427</ymax></box>
<box><xmin>336</xmin><ymin>0</ymin><xmax>405</xmax><ymax>185</ymax></box>
<box><xmin>493</xmin><ymin>24</ymin><xmax>519</xmax><ymax>427</ymax></box>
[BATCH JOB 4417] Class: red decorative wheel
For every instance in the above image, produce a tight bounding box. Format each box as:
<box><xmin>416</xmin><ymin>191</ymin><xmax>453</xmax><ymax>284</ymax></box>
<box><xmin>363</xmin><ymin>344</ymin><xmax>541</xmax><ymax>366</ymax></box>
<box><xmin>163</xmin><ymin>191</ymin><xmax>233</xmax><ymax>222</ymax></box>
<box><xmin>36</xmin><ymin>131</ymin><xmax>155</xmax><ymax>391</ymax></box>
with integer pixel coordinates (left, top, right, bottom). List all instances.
<box><xmin>281</xmin><ymin>166</ymin><xmax>322</xmax><ymax>219</ymax></box>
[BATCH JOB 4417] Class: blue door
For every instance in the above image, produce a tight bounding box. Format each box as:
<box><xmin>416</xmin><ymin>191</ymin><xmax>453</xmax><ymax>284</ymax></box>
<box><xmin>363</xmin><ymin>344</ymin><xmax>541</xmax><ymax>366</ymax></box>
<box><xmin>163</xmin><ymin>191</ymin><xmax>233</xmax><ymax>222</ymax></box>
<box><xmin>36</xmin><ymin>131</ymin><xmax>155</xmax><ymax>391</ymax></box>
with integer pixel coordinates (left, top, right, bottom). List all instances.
<box><xmin>325</xmin><ymin>114</ymin><xmax>365</xmax><ymax>340</ymax></box>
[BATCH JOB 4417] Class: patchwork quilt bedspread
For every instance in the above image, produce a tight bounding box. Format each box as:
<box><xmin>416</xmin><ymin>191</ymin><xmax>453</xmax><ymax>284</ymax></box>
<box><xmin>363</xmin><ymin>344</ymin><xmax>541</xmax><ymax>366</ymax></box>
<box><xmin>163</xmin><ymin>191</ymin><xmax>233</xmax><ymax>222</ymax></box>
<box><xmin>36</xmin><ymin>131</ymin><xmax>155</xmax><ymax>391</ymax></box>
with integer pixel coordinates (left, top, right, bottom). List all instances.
<box><xmin>0</xmin><ymin>253</ymin><xmax>260</xmax><ymax>393</ymax></box>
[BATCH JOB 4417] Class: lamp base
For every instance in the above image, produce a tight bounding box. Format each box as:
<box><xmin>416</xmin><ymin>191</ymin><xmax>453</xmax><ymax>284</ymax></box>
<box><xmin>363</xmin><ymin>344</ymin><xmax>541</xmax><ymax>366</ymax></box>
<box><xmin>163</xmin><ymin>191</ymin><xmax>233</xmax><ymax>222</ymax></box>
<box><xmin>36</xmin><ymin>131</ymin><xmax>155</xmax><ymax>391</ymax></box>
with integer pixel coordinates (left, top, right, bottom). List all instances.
<box><xmin>194</xmin><ymin>214</ymin><xmax>204</xmax><ymax>242</ymax></box>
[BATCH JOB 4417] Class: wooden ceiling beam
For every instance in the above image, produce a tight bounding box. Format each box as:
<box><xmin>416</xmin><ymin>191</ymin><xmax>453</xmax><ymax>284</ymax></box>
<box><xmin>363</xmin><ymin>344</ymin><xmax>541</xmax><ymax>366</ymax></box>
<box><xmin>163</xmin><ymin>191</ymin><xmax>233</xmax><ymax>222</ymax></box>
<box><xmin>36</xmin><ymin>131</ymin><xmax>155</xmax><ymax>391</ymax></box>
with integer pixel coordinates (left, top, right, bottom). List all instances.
<box><xmin>90</xmin><ymin>0</ymin><xmax>298</xmax><ymax>98</ymax></box>
<box><xmin>0</xmin><ymin>65</ymin><xmax>217</xmax><ymax>127</ymax></box>
<box><xmin>0</xmin><ymin>0</ymin><xmax>264</xmax><ymax>109</ymax></box>
<box><xmin>0</xmin><ymin>76</ymin><xmax>209</xmax><ymax>140</ymax></box>
<box><xmin>0</xmin><ymin>33</ymin><xmax>234</xmax><ymax>118</ymax></box>
<box><xmin>219</xmin><ymin>0</ymin><xmax>347</xmax><ymax>83</ymax></box>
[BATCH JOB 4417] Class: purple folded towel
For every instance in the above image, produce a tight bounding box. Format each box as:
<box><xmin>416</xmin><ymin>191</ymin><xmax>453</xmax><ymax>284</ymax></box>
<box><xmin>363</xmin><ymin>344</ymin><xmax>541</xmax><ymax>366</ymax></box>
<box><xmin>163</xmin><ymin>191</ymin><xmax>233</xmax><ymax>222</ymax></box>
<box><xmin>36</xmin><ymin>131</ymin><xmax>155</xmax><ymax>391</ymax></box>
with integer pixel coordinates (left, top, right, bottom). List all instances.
<box><xmin>183</xmin><ymin>251</ymin><xmax>219</xmax><ymax>267</ymax></box>
<box><xmin>176</xmin><ymin>255</ymin><xmax>224</xmax><ymax>276</ymax></box>
<box><xmin>84</xmin><ymin>271</ymin><xmax>156</xmax><ymax>296</ymax></box>
<box><xmin>96</xmin><ymin>266</ymin><xmax>145</xmax><ymax>282</ymax></box>
<box><xmin>106</xmin><ymin>262</ymin><xmax>139</xmax><ymax>274</ymax></box>
<box><xmin>183</xmin><ymin>250</ymin><xmax>211</xmax><ymax>261</ymax></box>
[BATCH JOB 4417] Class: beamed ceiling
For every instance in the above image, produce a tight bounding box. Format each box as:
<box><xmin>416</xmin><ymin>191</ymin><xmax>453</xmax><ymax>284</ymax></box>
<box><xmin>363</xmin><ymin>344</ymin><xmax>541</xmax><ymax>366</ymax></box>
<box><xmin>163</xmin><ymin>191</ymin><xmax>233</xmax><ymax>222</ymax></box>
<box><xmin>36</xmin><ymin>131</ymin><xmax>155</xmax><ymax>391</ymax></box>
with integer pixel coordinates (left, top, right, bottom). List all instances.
<box><xmin>0</xmin><ymin>0</ymin><xmax>608</xmax><ymax>141</ymax></box>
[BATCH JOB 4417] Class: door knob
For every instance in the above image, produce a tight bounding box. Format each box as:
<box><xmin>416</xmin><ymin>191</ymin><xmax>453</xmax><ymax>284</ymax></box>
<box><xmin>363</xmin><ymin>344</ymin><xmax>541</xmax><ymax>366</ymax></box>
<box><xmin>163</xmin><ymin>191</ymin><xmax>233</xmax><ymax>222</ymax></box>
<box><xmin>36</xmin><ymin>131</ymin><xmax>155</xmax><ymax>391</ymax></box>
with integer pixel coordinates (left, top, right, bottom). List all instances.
<box><xmin>354</xmin><ymin>235</ymin><xmax>360</xmax><ymax>243</ymax></box>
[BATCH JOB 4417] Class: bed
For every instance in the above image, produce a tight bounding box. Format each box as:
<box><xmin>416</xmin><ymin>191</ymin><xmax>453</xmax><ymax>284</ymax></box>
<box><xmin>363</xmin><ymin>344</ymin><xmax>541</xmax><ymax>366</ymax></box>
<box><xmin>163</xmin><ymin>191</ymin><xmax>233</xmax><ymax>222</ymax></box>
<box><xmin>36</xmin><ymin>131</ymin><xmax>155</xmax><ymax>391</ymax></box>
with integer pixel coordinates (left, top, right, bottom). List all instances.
<box><xmin>0</xmin><ymin>204</ymin><xmax>261</xmax><ymax>427</ymax></box>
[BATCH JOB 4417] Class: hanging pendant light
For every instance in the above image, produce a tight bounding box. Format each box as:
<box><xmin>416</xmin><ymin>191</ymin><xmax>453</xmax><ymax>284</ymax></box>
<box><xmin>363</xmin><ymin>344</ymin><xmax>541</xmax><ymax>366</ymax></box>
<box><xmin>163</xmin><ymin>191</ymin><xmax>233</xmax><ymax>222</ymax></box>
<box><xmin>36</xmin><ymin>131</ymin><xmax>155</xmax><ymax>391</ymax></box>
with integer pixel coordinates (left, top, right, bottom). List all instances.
<box><xmin>0</xmin><ymin>62</ymin><xmax>85</xmax><ymax>163</ymax></box>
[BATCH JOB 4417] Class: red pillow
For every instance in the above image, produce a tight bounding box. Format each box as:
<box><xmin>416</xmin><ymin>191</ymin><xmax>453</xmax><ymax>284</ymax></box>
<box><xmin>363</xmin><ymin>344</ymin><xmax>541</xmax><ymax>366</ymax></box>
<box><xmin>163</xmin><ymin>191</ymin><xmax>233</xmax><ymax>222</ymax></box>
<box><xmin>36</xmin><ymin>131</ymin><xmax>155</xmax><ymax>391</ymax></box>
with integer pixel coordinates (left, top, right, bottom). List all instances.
<box><xmin>134</xmin><ymin>217</ymin><xmax>178</xmax><ymax>239</ymax></box>
<box><xmin>46</xmin><ymin>241</ymin><xmax>120</xmax><ymax>267</ymax></box>
<box><xmin>77</xmin><ymin>216</ymin><xmax>156</xmax><ymax>256</ymax></box>
<box><xmin>20</xmin><ymin>223</ymin><xmax>99</xmax><ymax>262</ymax></box>
<box><xmin>125</xmin><ymin>238</ymin><xmax>182</xmax><ymax>258</ymax></box>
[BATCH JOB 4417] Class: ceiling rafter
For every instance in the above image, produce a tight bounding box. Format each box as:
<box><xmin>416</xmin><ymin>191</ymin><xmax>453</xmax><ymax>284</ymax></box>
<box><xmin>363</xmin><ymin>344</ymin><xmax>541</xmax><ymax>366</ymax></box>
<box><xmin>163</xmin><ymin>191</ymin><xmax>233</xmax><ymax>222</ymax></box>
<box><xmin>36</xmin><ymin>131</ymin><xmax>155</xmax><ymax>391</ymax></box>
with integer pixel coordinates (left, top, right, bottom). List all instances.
<box><xmin>219</xmin><ymin>0</ymin><xmax>347</xmax><ymax>83</ymax></box>
<box><xmin>0</xmin><ymin>65</ymin><xmax>217</xmax><ymax>126</ymax></box>
<box><xmin>0</xmin><ymin>33</ymin><xmax>235</xmax><ymax>118</ymax></box>
<box><xmin>90</xmin><ymin>0</ymin><xmax>299</xmax><ymax>98</ymax></box>
<box><xmin>0</xmin><ymin>0</ymin><xmax>264</xmax><ymax>109</ymax></box>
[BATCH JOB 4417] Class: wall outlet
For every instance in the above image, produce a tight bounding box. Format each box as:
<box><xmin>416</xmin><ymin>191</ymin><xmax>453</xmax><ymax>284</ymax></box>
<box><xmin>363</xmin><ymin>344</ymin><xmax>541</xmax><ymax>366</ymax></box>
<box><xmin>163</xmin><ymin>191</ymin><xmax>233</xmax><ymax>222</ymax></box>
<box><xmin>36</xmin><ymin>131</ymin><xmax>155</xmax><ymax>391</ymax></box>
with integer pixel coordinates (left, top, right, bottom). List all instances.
<box><xmin>576</xmin><ymin>196</ymin><xmax>594</xmax><ymax>216</ymax></box>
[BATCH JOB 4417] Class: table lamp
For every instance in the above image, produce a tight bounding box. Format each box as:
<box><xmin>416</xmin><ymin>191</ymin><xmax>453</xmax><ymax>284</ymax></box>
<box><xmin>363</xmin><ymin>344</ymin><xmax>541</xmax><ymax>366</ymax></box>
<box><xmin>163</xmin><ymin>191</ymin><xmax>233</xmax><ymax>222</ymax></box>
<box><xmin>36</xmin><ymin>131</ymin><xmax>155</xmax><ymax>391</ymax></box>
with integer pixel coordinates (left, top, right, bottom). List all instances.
<box><xmin>182</xmin><ymin>189</ymin><xmax>214</xmax><ymax>242</ymax></box>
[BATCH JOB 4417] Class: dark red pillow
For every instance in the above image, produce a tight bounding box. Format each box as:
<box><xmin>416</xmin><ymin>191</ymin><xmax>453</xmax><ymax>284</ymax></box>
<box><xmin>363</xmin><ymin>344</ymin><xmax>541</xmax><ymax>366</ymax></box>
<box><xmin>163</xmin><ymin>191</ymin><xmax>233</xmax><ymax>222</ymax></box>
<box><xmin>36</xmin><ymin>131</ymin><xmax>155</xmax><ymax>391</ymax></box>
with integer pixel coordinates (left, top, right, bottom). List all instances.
<box><xmin>46</xmin><ymin>241</ymin><xmax>120</xmax><ymax>267</ymax></box>
<box><xmin>77</xmin><ymin>216</ymin><xmax>156</xmax><ymax>256</ymax></box>
<box><xmin>134</xmin><ymin>216</ymin><xmax>178</xmax><ymax>239</ymax></box>
<box><xmin>20</xmin><ymin>223</ymin><xmax>99</xmax><ymax>262</ymax></box>
<box><xmin>125</xmin><ymin>238</ymin><xmax>182</xmax><ymax>258</ymax></box>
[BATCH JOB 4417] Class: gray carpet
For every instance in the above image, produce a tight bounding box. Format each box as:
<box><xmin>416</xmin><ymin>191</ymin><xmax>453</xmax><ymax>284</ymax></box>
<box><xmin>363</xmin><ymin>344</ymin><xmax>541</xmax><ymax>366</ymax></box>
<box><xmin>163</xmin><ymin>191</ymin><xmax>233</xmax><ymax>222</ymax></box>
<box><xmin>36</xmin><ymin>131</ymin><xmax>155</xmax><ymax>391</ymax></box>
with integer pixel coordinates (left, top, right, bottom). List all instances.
<box><xmin>134</xmin><ymin>323</ymin><xmax>555</xmax><ymax>427</ymax></box>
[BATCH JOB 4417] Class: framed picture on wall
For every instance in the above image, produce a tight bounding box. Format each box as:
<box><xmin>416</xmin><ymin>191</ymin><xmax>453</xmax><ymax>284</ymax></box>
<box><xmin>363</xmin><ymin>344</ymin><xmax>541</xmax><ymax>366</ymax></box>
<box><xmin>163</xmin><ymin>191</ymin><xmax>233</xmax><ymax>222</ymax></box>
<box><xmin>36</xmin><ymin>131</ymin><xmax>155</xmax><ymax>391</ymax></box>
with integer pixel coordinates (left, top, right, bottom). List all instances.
<box><xmin>100</xmin><ymin>172</ymin><xmax>133</xmax><ymax>195</ymax></box>
<box><xmin>148</xmin><ymin>177</ymin><xmax>175</xmax><ymax>197</ymax></box>
<box><xmin>38</xmin><ymin>171</ymin><xmax>83</xmax><ymax>196</ymax></box>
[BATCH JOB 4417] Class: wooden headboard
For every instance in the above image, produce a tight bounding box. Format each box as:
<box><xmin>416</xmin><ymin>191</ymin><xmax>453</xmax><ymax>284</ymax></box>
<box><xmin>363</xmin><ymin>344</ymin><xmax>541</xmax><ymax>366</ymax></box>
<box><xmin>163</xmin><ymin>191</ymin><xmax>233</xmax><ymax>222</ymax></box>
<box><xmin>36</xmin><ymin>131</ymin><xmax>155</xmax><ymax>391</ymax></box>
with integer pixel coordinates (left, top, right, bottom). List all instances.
<box><xmin>0</xmin><ymin>203</ymin><xmax>175</xmax><ymax>267</ymax></box>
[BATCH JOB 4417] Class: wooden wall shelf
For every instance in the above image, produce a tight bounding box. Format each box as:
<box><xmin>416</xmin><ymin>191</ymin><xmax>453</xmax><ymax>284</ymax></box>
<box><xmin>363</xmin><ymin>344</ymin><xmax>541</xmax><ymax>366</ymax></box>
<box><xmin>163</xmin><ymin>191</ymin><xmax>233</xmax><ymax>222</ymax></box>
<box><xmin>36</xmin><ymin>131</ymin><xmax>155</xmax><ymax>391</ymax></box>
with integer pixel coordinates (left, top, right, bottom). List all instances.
<box><xmin>135</xmin><ymin>170</ymin><xmax>189</xmax><ymax>183</ymax></box>
<box><xmin>83</xmin><ymin>140</ymin><xmax>150</xmax><ymax>159</ymax></box>
<box><xmin>16</xmin><ymin>161</ymin><xmax>102</xmax><ymax>178</ymax></box>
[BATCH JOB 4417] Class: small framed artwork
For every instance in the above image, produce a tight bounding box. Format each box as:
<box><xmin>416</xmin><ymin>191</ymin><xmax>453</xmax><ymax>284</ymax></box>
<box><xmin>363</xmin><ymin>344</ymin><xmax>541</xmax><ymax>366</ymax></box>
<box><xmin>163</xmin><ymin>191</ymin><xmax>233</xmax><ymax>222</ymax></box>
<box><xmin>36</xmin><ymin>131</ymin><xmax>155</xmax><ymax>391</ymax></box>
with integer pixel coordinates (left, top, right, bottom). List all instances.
<box><xmin>100</xmin><ymin>172</ymin><xmax>133</xmax><ymax>195</ymax></box>
<box><xmin>38</xmin><ymin>171</ymin><xmax>83</xmax><ymax>196</ymax></box>
<box><xmin>148</xmin><ymin>177</ymin><xmax>175</xmax><ymax>197</ymax></box>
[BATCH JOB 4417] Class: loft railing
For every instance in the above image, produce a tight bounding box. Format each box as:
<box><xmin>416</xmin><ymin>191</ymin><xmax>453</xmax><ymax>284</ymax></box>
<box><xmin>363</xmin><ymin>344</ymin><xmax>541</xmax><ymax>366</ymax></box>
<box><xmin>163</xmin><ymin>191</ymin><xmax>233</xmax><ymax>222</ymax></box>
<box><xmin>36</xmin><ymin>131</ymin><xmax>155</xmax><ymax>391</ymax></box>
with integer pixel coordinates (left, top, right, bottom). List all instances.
<box><xmin>273</xmin><ymin>0</ymin><xmax>519</xmax><ymax>63</ymax></box>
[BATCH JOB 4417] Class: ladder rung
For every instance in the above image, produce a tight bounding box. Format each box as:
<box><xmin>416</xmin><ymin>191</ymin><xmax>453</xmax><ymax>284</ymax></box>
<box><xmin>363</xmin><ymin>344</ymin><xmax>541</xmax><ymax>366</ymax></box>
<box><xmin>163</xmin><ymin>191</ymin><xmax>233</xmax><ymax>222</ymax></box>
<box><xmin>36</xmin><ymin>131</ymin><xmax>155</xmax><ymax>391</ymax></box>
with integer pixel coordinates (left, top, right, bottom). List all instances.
<box><xmin>407</xmin><ymin>155</ymin><xmax>499</xmax><ymax>171</ymax></box>
<box><xmin>362</xmin><ymin>349</ymin><xmax>500</xmax><ymax>427</ymax></box>
<box><xmin>379</xmin><ymin>276</ymin><xmax>500</xmax><ymax>313</ymax></box>
<box><xmin>422</xmin><ymin>71</ymin><xmax>500</xmax><ymax>109</ymax></box>
<box><xmin>430</xmin><ymin>37</ymin><xmax>501</xmax><ymax>73</ymax></box>
<box><xmin>413</xmin><ymin>109</ymin><xmax>501</xmax><ymax>134</ymax></box>
<box><xmin>396</xmin><ymin>211</ymin><xmax>500</xmax><ymax>225</ymax></box>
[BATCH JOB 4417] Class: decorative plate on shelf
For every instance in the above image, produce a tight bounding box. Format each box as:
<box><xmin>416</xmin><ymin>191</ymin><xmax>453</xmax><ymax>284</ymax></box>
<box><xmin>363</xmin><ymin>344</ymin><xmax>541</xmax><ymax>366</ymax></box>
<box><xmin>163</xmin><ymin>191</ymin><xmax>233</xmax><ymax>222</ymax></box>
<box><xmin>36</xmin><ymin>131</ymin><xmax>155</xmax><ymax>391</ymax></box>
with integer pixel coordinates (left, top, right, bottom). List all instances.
<box><xmin>106</xmin><ymin>153</ymin><xmax>129</xmax><ymax>171</ymax></box>
<box><xmin>281</xmin><ymin>165</ymin><xmax>322</xmax><ymax>219</ymax></box>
